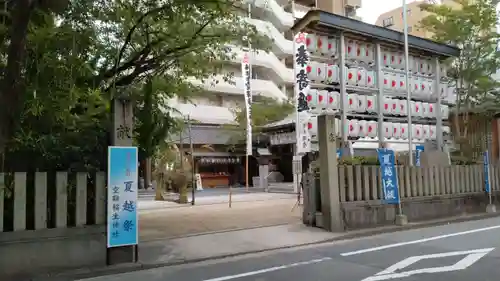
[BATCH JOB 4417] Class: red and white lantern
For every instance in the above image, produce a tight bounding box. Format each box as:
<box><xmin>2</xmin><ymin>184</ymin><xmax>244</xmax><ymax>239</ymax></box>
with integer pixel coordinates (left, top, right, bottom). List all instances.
<box><xmin>429</xmin><ymin>125</ymin><xmax>437</xmax><ymax>140</ymax></box>
<box><xmin>441</xmin><ymin>105</ymin><xmax>449</xmax><ymax>119</ymax></box>
<box><xmin>358</xmin><ymin>120</ymin><xmax>368</xmax><ymax>137</ymax></box>
<box><xmin>305</xmin><ymin>34</ymin><xmax>317</xmax><ymax>54</ymax></box>
<box><xmin>366</xmin><ymin>95</ymin><xmax>377</xmax><ymax>113</ymax></box>
<box><xmin>400</xmin><ymin>124</ymin><xmax>409</xmax><ymax>139</ymax></box>
<box><xmin>398</xmin><ymin>74</ymin><xmax>406</xmax><ymax>91</ymax></box>
<box><xmin>356</xmin><ymin>42</ymin><xmax>365</xmax><ymax>61</ymax></box>
<box><xmin>357</xmin><ymin>68</ymin><xmax>367</xmax><ymax>86</ymax></box>
<box><xmin>357</xmin><ymin>95</ymin><xmax>367</xmax><ymax>112</ymax></box>
<box><xmin>382</xmin><ymin>49</ymin><xmax>391</xmax><ymax>67</ymax></box>
<box><xmin>383</xmin><ymin>72</ymin><xmax>391</xmax><ymax>90</ymax></box>
<box><xmin>428</xmin><ymin>103</ymin><xmax>435</xmax><ymax>118</ymax></box>
<box><xmin>306</xmin><ymin>89</ymin><xmax>319</xmax><ymax>109</ymax></box>
<box><xmin>390</xmin><ymin>98</ymin><xmax>399</xmax><ymax>115</ymax></box>
<box><xmin>325</xmin><ymin>64</ymin><xmax>339</xmax><ymax>84</ymax></box>
<box><xmin>307</xmin><ymin>116</ymin><xmax>317</xmax><ymax>137</ymax></box>
<box><xmin>364</xmin><ymin>43</ymin><xmax>374</xmax><ymax>63</ymax></box>
<box><xmin>346</xmin><ymin>67</ymin><xmax>357</xmax><ymax>85</ymax></box>
<box><xmin>392</xmin><ymin>123</ymin><xmax>402</xmax><ymax>139</ymax></box>
<box><xmin>395</xmin><ymin>52</ymin><xmax>404</xmax><ymax>69</ymax></box>
<box><xmin>348</xmin><ymin>119</ymin><xmax>360</xmax><ymax>137</ymax></box>
<box><xmin>389</xmin><ymin>73</ymin><xmax>398</xmax><ymax>91</ymax></box>
<box><xmin>346</xmin><ymin>39</ymin><xmax>358</xmax><ymax>60</ymax></box>
<box><xmin>317</xmin><ymin>35</ymin><xmax>329</xmax><ymax>56</ymax></box>
<box><xmin>398</xmin><ymin>99</ymin><xmax>408</xmax><ymax>116</ymax></box>
<box><xmin>383</xmin><ymin>98</ymin><xmax>393</xmax><ymax>115</ymax></box>
<box><xmin>412</xmin><ymin>56</ymin><xmax>421</xmax><ymax>73</ymax></box>
<box><xmin>316</xmin><ymin>90</ymin><xmax>328</xmax><ymax>111</ymax></box>
<box><xmin>413</xmin><ymin>124</ymin><xmax>423</xmax><ymax>140</ymax></box>
<box><xmin>347</xmin><ymin>93</ymin><xmax>358</xmax><ymax>112</ymax></box>
<box><xmin>367</xmin><ymin>121</ymin><xmax>377</xmax><ymax>138</ymax></box>
<box><xmin>383</xmin><ymin>122</ymin><xmax>394</xmax><ymax>138</ymax></box>
<box><xmin>366</xmin><ymin>70</ymin><xmax>375</xmax><ymax>87</ymax></box>
<box><xmin>422</xmin><ymin>125</ymin><xmax>430</xmax><ymax>140</ymax></box>
<box><xmin>421</xmin><ymin>102</ymin><xmax>430</xmax><ymax>118</ymax></box>
<box><xmin>439</xmin><ymin>81</ymin><xmax>448</xmax><ymax>99</ymax></box>
<box><xmin>327</xmin><ymin>90</ymin><xmax>340</xmax><ymax>110</ymax></box>
<box><xmin>327</xmin><ymin>37</ymin><xmax>338</xmax><ymax>57</ymax></box>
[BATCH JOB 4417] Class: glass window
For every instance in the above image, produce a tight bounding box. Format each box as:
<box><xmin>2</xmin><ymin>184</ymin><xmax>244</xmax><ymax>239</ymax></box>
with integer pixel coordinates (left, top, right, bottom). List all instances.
<box><xmin>383</xmin><ymin>16</ymin><xmax>394</xmax><ymax>27</ymax></box>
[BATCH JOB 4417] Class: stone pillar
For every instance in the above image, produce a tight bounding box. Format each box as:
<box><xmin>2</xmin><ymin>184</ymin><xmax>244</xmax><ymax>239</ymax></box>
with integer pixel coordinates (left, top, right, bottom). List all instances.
<box><xmin>259</xmin><ymin>164</ymin><xmax>269</xmax><ymax>191</ymax></box>
<box><xmin>317</xmin><ymin>115</ymin><xmax>343</xmax><ymax>232</ymax></box>
<box><xmin>108</xmin><ymin>98</ymin><xmax>136</xmax><ymax>265</ymax></box>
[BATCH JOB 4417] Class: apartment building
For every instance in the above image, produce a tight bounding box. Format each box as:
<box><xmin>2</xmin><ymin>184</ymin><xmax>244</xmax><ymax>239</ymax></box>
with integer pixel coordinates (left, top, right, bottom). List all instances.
<box><xmin>374</xmin><ymin>0</ymin><xmax>457</xmax><ymax>38</ymax></box>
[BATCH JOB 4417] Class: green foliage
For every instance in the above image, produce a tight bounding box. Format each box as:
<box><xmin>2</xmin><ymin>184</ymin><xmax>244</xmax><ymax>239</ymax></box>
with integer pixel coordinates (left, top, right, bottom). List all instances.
<box><xmin>227</xmin><ymin>97</ymin><xmax>294</xmax><ymax>145</ymax></box>
<box><xmin>0</xmin><ymin>0</ymin><xmax>269</xmax><ymax>171</ymax></box>
<box><xmin>419</xmin><ymin>0</ymin><xmax>500</xmax><ymax>112</ymax></box>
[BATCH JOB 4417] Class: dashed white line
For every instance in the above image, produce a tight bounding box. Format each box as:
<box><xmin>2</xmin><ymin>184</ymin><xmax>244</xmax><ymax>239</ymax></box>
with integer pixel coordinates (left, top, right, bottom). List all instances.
<box><xmin>202</xmin><ymin>257</ymin><xmax>332</xmax><ymax>281</ymax></box>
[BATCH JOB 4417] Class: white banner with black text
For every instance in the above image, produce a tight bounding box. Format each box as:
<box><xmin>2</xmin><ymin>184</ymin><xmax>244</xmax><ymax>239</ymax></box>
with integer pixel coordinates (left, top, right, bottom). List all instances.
<box><xmin>242</xmin><ymin>52</ymin><xmax>252</xmax><ymax>155</ymax></box>
<box><xmin>293</xmin><ymin>33</ymin><xmax>311</xmax><ymax>154</ymax></box>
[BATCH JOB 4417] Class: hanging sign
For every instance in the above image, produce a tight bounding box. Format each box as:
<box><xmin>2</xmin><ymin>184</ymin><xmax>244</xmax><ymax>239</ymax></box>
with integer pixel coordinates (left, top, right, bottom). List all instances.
<box><xmin>484</xmin><ymin>151</ymin><xmax>491</xmax><ymax>193</ymax></box>
<box><xmin>294</xmin><ymin>32</ymin><xmax>311</xmax><ymax>154</ymax></box>
<box><xmin>376</xmin><ymin>148</ymin><xmax>400</xmax><ymax>205</ymax></box>
<box><xmin>415</xmin><ymin>145</ymin><xmax>424</xmax><ymax>167</ymax></box>
<box><xmin>107</xmin><ymin>146</ymin><xmax>139</xmax><ymax>248</ymax></box>
<box><xmin>242</xmin><ymin>52</ymin><xmax>252</xmax><ymax>156</ymax></box>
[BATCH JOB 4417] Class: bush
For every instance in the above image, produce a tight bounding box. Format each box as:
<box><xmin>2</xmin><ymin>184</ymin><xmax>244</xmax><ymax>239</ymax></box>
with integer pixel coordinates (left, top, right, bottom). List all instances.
<box><xmin>450</xmin><ymin>155</ymin><xmax>478</xmax><ymax>165</ymax></box>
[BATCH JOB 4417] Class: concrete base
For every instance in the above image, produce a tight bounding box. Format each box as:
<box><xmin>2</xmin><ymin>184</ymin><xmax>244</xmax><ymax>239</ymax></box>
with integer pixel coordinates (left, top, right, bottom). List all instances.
<box><xmin>486</xmin><ymin>204</ymin><xmax>497</xmax><ymax>213</ymax></box>
<box><xmin>395</xmin><ymin>214</ymin><xmax>408</xmax><ymax>226</ymax></box>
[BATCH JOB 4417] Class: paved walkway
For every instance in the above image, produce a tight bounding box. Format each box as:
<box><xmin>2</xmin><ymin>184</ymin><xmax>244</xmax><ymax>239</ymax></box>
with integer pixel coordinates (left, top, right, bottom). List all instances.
<box><xmin>139</xmin><ymin>198</ymin><xmax>302</xmax><ymax>240</ymax></box>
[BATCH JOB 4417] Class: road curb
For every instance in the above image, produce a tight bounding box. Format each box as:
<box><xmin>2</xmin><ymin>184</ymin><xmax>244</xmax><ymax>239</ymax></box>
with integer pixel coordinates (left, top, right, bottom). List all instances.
<box><xmin>29</xmin><ymin>212</ymin><xmax>500</xmax><ymax>281</ymax></box>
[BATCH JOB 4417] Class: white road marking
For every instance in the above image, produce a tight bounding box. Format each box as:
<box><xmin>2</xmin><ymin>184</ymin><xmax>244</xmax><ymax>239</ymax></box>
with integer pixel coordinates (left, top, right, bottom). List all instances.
<box><xmin>361</xmin><ymin>248</ymin><xmax>494</xmax><ymax>281</ymax></box>
<box><xmin>341</xmin><ymin>224</ymin><xmax>500</xmax><ymax>256</ymax></box>
<box><xmin>201</xmin><ymin>257</ymin><xmax>332</xmax><ymax>281</ymax></box>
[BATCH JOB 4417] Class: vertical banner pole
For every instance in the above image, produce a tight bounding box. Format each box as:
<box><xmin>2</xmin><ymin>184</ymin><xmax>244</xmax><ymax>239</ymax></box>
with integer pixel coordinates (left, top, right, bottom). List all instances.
<box><xmin>403</xmin><ymin>0</ymin><xmax>413</xmax><ymax>165</ymax></box>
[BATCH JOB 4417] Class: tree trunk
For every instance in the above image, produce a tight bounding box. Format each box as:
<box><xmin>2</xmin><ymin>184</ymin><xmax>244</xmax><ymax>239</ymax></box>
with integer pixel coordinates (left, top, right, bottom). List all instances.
<box><xmin>0</xmin><ymin>1</ymin><xmax>34</xmax><ymax>157</ymax></box>
<box><xmin>144</xmin><ymin>157</ymin><xmax>152</xmax><ymax>190</ymax></box>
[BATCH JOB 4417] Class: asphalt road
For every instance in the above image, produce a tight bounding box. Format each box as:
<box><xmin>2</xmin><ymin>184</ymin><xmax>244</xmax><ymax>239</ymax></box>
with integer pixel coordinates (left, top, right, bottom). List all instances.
<box><xmin>79</xmin><ymin>217</ymin><xmax>500</xmax><ymax>281</ymax></box>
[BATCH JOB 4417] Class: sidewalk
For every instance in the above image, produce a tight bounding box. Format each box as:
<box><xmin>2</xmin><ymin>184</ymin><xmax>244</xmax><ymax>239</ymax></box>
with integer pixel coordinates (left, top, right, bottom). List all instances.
<box><xmin>139</xmin><ymin>198</ymin><xmax>302</xmax><ymax>240</ymax></box>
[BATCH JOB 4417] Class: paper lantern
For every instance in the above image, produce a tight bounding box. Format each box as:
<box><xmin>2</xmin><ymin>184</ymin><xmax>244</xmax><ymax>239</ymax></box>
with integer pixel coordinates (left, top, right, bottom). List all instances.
<box><xmin>318</xmin><ymin>35</ymin><xmax>329</xmax><ymax>56</ymax></box>
<box><xmin>358</xmin><ymin>120</ymin><xmax>368</xmax><ymax>137</ymax></box>
<box><xmin>382</xmin><ymin>72</ymin><xmax>391</xmax><ymax>90</ymax></box>
<box><xmin>426</xmin><ymin>78</ymin><xmax>434</xmax><ymax>96</ymax></box>
<box><xmin>412</xmin><ymin>56</ymin><xmax>421</xmax><ymax>73</ymax></box>
<box><xmin>346</xmin><ymin>39</ymin><xmax>357</xmax><ymax>60</ymax></box>
<box><xmin>389</xmin><ymin>73</ymin><xmax>398</xmax><ymax>91</ymax></box>
<box><xmin>411</xmin><ymin>76</ymin><xmax>420</xmax><ymax>95</ymax></box>
<box><xmin>389</xmin><ymin>51</ymin><xmax>397</xmax><ymax>68</ymax></box>
<box><xmin>421</xmin><ymin>102</ymin><xmax>430</xmax><ymax>118</ymax></box>
<box><xmin>425</xmin><ymin>58</ymin><xmax>433</xmax><ymax>74</ymax></box>
<box><xmin>327</xmin><ymin>90</ymin><xmax>340</xmax><ymax>110</ymax></box>
<box><xmin>440</xmin><ymin>63</ymin><xmax>447</xmax><ymax>78</ymax></box>
<box><xmin>413</xmin><ymin>124</ymin><xmax>423</xmax><ymax>140</ymax></box>
<box><xmin>398</xmin><ymin>74</ymin><xmax>406</xmax><ymax>91</ymax></box>
<box><xmin>419</xmin><ymin>59</ymin><xmax>426</xmax><ymax>75</ymax></box>
<box><xmin>411</xmin><ymin>101</ymin><xmax>423</xmax><ymax>117</ymax></box>
<box><xmin>357</xmin><ymin>95</ymin><xmax>367</xmax><ymax>112</ymax></box>
<box><xmin>347</xmin><ymin>93</ymin><xmax>358</xmax><ymax>112</ymax></box>
<box><xmin>382</xmin><ymin>49</ymin><xmax>391</xmax><ymax>67</ymax></box>
<box><xmin>309</xmin><ymin>62</ymin><xmax>326</xmax><ymax>83</ymax></box>
<box><xmin>395</xmin><ymin>52</ymin><xmax>405</xmax><ymax>69</ymax></box>
<box><xmin>335</xmin><ymin>118</ymin><xmax>342</xmax><ymax>137</ymax></box>
<box><xmin>327</xmin><ymin>37</ymin><xmax>337</xmax><ymax>57</ymax></box>
<box><xmin>364</xmin><ymin>43</ymin><xmax>374</xmax><ymax>63</ymax></box>
<box><xmin>366</xmin><ymin>121</ymin><xmax>377</xmax><ymax>138</ymax></box>
<box><xmin>429</xmin><ymin>125</ymin><xmax>436</xmax><ymax>140</ymax></box>
<box><xmin>316</xmin><ymin>90</ymin><xmax>328</xmax><ymax>111</ymax></box>
<box><xmin>357</xmin><ymin>67</ymin><xmax>367</xmax><ymax>86</ymax></box>
<box><xmin>383</xmin><ymin>98</ymin><xmax>392</xmax><ymax>115</ymax></box>
<box><xmin>366</xmin><ymin>70</ymin><xmax>375</xmax><ymax>87</ymax></box>
<box><xmin>383</xmin><ymin>122</ymin><xmax>393</xmax><ymax>138</ymax></box>
<box><xmin>400</xmin><ymin>123</ymin><xmax>408</xmax><ymax>139</ymax></box>
<box><xmin>307</xmin><ymin>116</ymin><xmax>317</xmax><ymax>137</ymax></box>
<box><xmin>398</xmin><ymin>99</ymin><xmax>408</xmax><ymax>116</ymax></box>
<box><xmin>392</xmin><ymin>123</ymin><xmax>402</xmax><ymax>139</ymax></box>
<box><xmin>390</xmin><ymin>98</ymin><xmax>399</xmax><ymax>115</ymax></box>
<box><xmin>306</xmin><ymin>89</ymin><xmax>318</xmax><ymax>109</ymax></box>
<box><xmin>325</xmin><ymin>64</ymin><xmax>339</xmax><ymax>84</ymax></box>
<box><xmin>428</xmin><ymin>103</ymin><xmax>435</xmax><ymax>118</ymax></box>
<box><xmin>422</xmin><ymin>125</ymin><xmax>430</xmax><ymax>140</ymax></box>
<box><xmin>305</xmin><ymin>34</ymin><xmax>317</xmax><ymax>54</ymax></box>
<box><xmin>346</xmin><ymin>67</ymin><xmax>357</xmax><ymax>85</ymax></box>
<box><xmin>348</xmin><ymin>119</ymin><xmax>360</xmax><ymax>137</ymax></box>
<box><xmin>356</xmin><ymin>42</ymin><xmax>364</xmax><ymax>61</ymax></box>
<box><xmin>443</xmin><ymin>126</ymin><xmax>451</xmax><ymax>135</ymax></box>
<box><xmin>366</xmin><ymin>95</ymin><xmax>377</xmax><ymax>113</ymax></box>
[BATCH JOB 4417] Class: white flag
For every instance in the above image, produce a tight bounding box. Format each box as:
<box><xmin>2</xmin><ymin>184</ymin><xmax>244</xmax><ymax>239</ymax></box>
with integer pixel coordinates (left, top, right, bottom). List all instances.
<box><xmin>242</xmin><ymin>52</ymin><xmax>252</xmax><ymax>156</ymax></box>
<box><xmin>293</xmin><ymin>33</ymin><xmax>311</xmax><ymax>155</ymax></box>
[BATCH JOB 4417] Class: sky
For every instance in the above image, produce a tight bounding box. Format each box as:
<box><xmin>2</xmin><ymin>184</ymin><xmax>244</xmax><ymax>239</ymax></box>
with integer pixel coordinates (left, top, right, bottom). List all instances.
<box><xmin>358</xmin><ymin>0</ymin><xmax>420</xmax><ymax>24</ymax></box>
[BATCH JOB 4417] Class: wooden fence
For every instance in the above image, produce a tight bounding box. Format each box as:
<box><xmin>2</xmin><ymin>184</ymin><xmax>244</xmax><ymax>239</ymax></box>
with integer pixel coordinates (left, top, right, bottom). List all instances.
<box><xmin>338</xmin><ymin>165</ymin><xmax>490</xmax><ymax>202</ymax></box>
<box><xmin>0</xmin><ymin>172</ymin><xmax>106</xmax><ymax>232</ymax></box>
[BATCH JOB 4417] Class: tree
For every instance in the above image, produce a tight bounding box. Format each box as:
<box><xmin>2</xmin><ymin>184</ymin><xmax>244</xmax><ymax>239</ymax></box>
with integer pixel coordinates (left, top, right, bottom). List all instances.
<box><xmin>228</xmin><ymin>97</ymin><xmax>295</xmax><ymax>146</ymax></box>
<box><xmin>419</xmin><ymin>0</ymin><xmax>500</xmax><ymax>143</ymax></box>
<box><xmin>0</xmin><ymin>0</ymin><xmax>269</xmax><ymax>170</ymax></box>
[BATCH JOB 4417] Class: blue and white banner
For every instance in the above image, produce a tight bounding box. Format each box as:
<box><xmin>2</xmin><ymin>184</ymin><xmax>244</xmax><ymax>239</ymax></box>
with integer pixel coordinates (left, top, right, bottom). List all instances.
<box><xmin>415</xmin><ymin>145</ymin><xmax>424</xmax><ymax>167</ymax></box>
<box><xmin>376</xmin><ymin>148</ymin><xmax>400</xmax><ymax>205</ymax></box>
<box><xmin>107</xmin><ymin>146</ymin><xmax>138</xmax><ymax>248</ymax></box>
<box><xmin>484</xmin><ymin>151</ymin><xmax>491</xmax><ymax>193</ymax></box>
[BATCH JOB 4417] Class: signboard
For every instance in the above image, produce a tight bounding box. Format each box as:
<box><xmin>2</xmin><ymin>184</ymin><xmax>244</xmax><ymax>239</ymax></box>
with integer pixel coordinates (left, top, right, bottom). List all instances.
<box><xmin>195</xmin><ymin>173</ymin><xmax>203</xmax><ymax>191</ymax></box>
<box><xmin>484</xmin><ymin>150</ymin><xmax>491</xmax><ymax>193</ymax></box>
<box><xmin>376</xmin><ymin>148</ymin><xmax>400</xmax><ymax>205</ymax></box>
<box><xmin>241</xmin><ymin>52</ymin><xmax>252</xmax><ymax>156</ymax></box>
<box><xmin>107</xmin><ymin>146</ymin><xmax>138</xmax><ymax>248</ymax></box>
<box><xmin>293</xmin><ymin>32</ymin><xmax>311</xmax><ymax>154</ymax></box>
<box><xmin>415</xmin><ymin>145</ymin><xmax>424</xmax><ymax>167</ymax></box>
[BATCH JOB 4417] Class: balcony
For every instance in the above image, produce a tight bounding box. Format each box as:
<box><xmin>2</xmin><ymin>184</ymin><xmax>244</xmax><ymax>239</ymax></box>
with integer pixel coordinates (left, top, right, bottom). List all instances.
<box><xmin>189</xmin><ymin>75</ymin><xmax>288</xmax><ymax>101</ymax></box>
<box><xmin>345</xmin><ymin>0</ymin><xmax>362</xmax><ymax>8</ymax></box>
<box><xmin>169</xmin><ymin>101</ymin><xmax>236</xmax><ymax>125</ymax></box>
<box><xmin>229</xmin><ymin>46</ymin><xmax>293</xmax><ymax>84</ymax></box>
<box><xmin>247</xmin><ymin>18</ymin><xmax>293</xmax><ymax>56</ymax></box>
<box><xmin>243</xmin><ymin>0</ymin><xmax>294</xmax><ymax>31</ymax></box>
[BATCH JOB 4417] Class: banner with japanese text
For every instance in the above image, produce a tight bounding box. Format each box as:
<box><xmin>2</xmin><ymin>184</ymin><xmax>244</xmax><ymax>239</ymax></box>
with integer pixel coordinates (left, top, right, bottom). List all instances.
<box><xmin>376</xmin><ymin>148</ymin><xmax>400</xmax><ymax>205</ymax></box>
<box><xmin>107</xmin><ymin>146</ymin><xmax>138</xmax><ymax>248</ymax></box>
<box><xmin>415</xmin><ymin>145</ymin><xmax>424</xmax><ymax>167</ymax></box>
<box><xmin>242</xmin><ymin>52</ymin><xmax>252</xmax><ymax>155</ymax></box>
<box><xmin>293</xmin><ymin>32</ymin><xmax>311</xmax><ymax>154</ymax></box>
<box><xmin>484</xmin><ymin>151</ymin><xmax>491</xmax><ymax>193</ymax></box>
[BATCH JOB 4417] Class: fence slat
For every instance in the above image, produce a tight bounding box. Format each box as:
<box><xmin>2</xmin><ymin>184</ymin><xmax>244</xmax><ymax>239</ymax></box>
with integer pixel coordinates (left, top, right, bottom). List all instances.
<box><xmin>370</xmin><ymin>166</ymin><xmax>378</xmax><ymax>200</ymax></box>
<box><xmin>423</xmin><ymin>168</ymin><xmax>430</xmax><ymax>196</ymax></box>
<box><xmin>410</xmin><ymin>167</ymin><xmax>417</xmax><ymax>197</ymax></box>
<box><xmin>397</xmin><ymin>167</ymin><xmax>405</xmax><ymax>198</ymax></box>
<box><xmin>355</xmin><ymin>165</ymin><xmax>362</xmax><ymax>201</ymax></box>
<box><xmin>362</xmin><ymin>166</ymin><xmax>370</xmax><ymax>201</ymax></box>
<box><xmin>76</xmin><ymin>173</ymin><xmax>88</xmax><ymax>226</ymax></box>
<box><xmin>0</xmin><ymin>173</ymin><xmax>4</xmax><ymax>232</ymax></box>
<box><xmin>450</xmin><ymin>165</ymin><xmax>456</xmax><ymax>194</ymax></box>
<box><xmin>416</xmin><ymin>167</ymin><xmax>424</xmax><ymax>196</ymax></box>
<box><xmin>95</xmin><ymin>172</ymin><xmax>106</xmax><ymax>224</ymax></box>
<box><xmin>444</xmin><ymin>167</ymin><xmax>451</xmax><ymax>194</ymax></box>
<box><xmin>459</xmin><ymin>166</ymin><xmax>466</xmax><ymax>193</ymax></box>
<box><xmin>404</xmin><ymin>166</ymin><xmax>411</xmax><ymax>198</ymax></box>
<box><xmin>56</xmin><ymin>172</ymin><xmax>68</xmax><ymax>228</ymax></box>
<box><xmin>346</xmin><ymin>166</ymin><xmax>354</xmax><ymax>201</ymax></box>
<box><xmin>429</xmin><ymin>167</ymin><xmax>435</xmax><ymax>196</ymax></box>
<box><xmin>13</xmin><ymin>173</ymin><xmax>27</xmax><ymax>231</ymax></box>
<box><xmin>465</xmin><ymin>165</ymin><xmax>472</xmax><ymax>193</ymax></box>
<box><xmin>35</xmin><ymin>172</ymin><xmax>47</xmax><ymax>230</ymax></box>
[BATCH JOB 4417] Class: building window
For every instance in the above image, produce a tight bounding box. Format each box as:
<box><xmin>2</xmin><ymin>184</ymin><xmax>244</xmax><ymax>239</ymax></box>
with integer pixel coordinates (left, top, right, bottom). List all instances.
<box><xmin>401</xmin><ymin>9</ymin><xmax>411</xmax><ymax>18</ymax></box>
<box><xmin>382</xmin><ymin>16</ymin><xmax>394</xmax><ymax>27</ymax></box>
<box><xmin>407</xmin><ymin>26</ymin><xmax>413</xmax><ymax>33</ymax></box>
